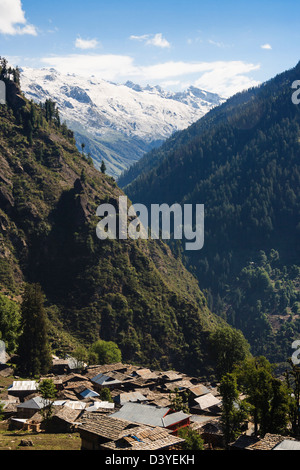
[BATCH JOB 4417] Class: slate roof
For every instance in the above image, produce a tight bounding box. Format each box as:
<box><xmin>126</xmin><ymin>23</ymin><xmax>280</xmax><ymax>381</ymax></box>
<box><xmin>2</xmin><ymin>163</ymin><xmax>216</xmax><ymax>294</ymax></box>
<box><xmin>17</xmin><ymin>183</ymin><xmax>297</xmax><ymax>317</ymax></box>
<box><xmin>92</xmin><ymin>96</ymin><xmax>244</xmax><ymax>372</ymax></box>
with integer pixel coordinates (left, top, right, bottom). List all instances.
<box><xmin>78</xmin><ymin>413</ymin><xmax>134</xmax><ymax>441</ymax></box>
<box><xmin>131</xmin><ymin>369</ymin><xmax>159</xmax><ymax>380</ymax></box>
<box><xmin>158</xmin><ymin>371</ymin><xmax>183</xmax><ymax>382</ymax></box>
<box><xmin>102</xmin><ymin>425</ymin><xmax>185</xmax><ymax>451</ymax></box>
<box><xmin>163</xmin><ymin>379</ymin><xmax>194</xmax><ymax>392</ymax></box>
<box><xmin>52</xmin><ymin>406</ymin><xmax>83</xmax><ymax>424</ymax></box>
<box><xmin>78</xmin><ymin>412</ymin><xmax>185</xmax><ymax>450</ymax></box>
<box><xmin>189</xmin><ymin>384</ymin><xmax>211</xmax><ymax>397</ymax></box>
<box><xmin>136</xmin><ymin>389</ymin><xmax>171</xmax><ymax>407</ymax></box>
<box><xmin>85</xmin><ymin>363</ymin><xmax>135</xmax><ymax>378</ymax></box>
<box><xmin>248</xmin><ymin>434</ymin><xmax>299</xmax><ymax>451</ymax></box>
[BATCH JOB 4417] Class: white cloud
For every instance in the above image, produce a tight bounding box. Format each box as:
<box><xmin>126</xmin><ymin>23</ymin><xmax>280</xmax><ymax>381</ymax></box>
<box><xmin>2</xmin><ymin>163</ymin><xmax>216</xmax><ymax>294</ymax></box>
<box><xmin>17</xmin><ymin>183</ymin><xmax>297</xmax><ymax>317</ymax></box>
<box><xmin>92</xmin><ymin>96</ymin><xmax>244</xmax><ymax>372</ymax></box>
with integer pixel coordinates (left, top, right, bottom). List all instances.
<box><xmin>41</xmin><ymin>54</ymin><xmax>136</xmax><ymax>82</ymax></box>
<box><xmin>130</xmin><ymin>34</ymin><xmax>149</xmax><ymax>42</ymax></box>
<box><xmin>0</xmin><ymin>0</ymin><xmax>37</xmax><ymax>36</ymax></box>
<box><xmin>161</xmin><ymin>79</ymin><xmax>181</xmax><ymax>88</ymax></box>
<box><xmin>193</xmin><ymin>61</ymin><xmax>261</xmax><ymax>97</ymax></box>
<box><xmin>261</xmin><ymin>43</ymin><xmax>272</xmax><ymax>50</ymax></box>
<box><xmin>75</xmin><ymin>37</ymin><xmax>99</xmax><ymax>50</ymax></box>
<box><xmin>146</xmin><ymin>33</ymin><xmax>171</xmax><ymax>48</ymax></box>
<box><xmin>208</xmin><ymin>39</ymin><xmax>226</xmax><ymax>48</ymax></box>
<box><xmin>130</xmin><ymin>33</ymin><xmax>171</xmax><ymax>48</ymax></box>
<box><xmin>40</xmin><ymin>54</ymin><xmax>260</xmax><ymax>97</ymax></box>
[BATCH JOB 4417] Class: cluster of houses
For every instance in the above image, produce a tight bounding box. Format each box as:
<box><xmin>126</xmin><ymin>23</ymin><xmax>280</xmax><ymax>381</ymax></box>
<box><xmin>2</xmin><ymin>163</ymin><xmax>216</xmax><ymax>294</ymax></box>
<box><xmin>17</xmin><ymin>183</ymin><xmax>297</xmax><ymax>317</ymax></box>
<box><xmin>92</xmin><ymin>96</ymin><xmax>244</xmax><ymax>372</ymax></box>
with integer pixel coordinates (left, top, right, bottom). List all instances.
<box><xmin>1</xmin><ymin>358</ymin><xmax>300</xmax><ymax>451</ymax></box>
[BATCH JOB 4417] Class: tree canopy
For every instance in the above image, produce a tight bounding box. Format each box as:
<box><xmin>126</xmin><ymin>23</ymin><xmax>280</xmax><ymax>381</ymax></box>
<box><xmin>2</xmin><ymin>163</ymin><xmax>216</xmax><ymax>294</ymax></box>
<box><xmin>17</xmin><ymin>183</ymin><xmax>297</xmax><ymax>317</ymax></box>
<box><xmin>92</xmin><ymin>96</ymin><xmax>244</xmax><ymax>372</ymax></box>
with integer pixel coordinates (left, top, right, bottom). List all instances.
<box><xmin>89</xmin><ymin>339</ymin><xmax>122</xmax><ymax>365</ymax></box>
<box><xmin>17</xmin><ymin>284</ymin><xmax>52</xmax><ymax>377</ymax></box>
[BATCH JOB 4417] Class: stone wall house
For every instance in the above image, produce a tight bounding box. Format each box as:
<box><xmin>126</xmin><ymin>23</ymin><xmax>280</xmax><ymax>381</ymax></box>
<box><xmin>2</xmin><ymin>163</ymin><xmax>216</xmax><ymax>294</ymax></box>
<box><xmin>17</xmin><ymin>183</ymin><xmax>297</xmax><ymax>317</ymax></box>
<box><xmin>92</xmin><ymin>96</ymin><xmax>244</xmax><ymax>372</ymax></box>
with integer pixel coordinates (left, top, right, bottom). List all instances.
<box><xmin>16</xmin><ymin>396</ymin><xmax>51</xmax><ymax>419</ymax></box>
<box><xmin>46</xmin><ymin>406</ymin><xmax>83</xmax><ymax>433</ymax></box>
<box><xmin>78</xmin><ymin>413</ymin><xmax>185</xmax><ymax>451</ymax></box>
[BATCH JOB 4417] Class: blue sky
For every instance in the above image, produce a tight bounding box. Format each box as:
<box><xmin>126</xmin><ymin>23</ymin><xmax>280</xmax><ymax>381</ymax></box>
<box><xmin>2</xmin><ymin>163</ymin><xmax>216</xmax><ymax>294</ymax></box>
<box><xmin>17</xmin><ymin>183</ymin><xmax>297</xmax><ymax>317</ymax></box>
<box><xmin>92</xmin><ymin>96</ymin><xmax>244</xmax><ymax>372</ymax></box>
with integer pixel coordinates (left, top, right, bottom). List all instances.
<box><xmin>1</xmin><ymin>0</ymin><xmax>300</xmax><ymax>97</ymax></box>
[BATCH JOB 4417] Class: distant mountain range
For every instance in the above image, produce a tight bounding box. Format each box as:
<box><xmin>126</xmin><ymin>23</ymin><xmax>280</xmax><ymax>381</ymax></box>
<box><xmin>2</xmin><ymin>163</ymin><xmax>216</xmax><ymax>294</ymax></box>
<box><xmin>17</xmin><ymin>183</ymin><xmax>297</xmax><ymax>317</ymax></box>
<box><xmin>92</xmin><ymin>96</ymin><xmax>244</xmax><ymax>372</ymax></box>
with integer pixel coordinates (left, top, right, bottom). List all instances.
<box><xmin>20</xmin><ymin>67</ymin><xmax>224</xmax><ymax>178</ymax></box>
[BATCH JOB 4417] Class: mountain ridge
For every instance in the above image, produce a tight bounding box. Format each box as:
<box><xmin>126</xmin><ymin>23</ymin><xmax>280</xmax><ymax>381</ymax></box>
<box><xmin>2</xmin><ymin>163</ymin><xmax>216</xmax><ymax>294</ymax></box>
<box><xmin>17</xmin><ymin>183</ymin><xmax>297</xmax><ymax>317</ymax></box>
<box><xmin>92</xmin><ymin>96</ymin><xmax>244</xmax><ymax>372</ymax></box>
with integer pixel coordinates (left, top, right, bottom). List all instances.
<box><xmin>19</xmin><ymin>66</ymin><xmax>224</xmax><ymax>179</ymax></box>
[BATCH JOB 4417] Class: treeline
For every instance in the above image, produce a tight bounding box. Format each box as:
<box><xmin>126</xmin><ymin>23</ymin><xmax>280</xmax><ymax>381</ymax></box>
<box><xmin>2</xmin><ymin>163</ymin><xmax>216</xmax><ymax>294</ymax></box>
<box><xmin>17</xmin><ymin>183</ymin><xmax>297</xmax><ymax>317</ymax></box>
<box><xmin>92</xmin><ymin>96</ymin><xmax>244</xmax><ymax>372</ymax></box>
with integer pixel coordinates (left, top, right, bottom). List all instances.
<box><xmin>0</xmin><ymin>284</ymin><xmax>122</xmax><ymax>378</ymax></box>
<box><xmin>1</xmin><ymin>60</ymin><xmax>76</xmax><ymax>152</ymax></box>
<box><xmin>218</xmin><ymin>356</ymin><xmax>300</xmax><ymax>444</ymax></box>
<box><xmin>219</xmin><ymin>250</ymin><xmax>300</xmax><ymax>362</ymax></box>
<box><xmin>0</xmin><ymin>56</ymin><xmax>20</xmax><ymax>85</ymax></box>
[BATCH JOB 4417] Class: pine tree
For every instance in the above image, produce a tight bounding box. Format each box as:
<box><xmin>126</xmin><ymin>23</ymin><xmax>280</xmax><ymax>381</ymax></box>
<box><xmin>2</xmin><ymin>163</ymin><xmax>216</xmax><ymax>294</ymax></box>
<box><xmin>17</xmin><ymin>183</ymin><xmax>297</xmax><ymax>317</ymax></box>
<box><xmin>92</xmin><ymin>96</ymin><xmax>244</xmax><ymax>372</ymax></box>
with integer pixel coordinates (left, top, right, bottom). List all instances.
<box><xmin>218</xmin><ymin>373</ymin><xmax>248</xmax><ymax>447</ymax></box>
<box><xmin>101</xmin><ymin>160</ymin><xmax>106</xmax><ymax>174</ymax></box>
<box><xmin>17</xmin><ymin>284</ymin><xmax>52</xmax><ymax>377</ymax></box>
<box><xmin>39</xmin><ymin>378</ymin><xmax>57</xmax><ymax>421</ymax></box>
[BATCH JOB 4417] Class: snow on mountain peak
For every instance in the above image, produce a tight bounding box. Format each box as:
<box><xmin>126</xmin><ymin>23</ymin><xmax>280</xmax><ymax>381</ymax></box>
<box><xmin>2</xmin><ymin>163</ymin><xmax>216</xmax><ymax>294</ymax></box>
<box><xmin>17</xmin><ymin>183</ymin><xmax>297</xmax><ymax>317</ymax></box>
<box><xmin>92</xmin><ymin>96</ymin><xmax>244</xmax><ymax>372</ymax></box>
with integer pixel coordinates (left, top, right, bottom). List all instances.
<box><xmin>20</xmin><ymin>67</ymin><xmax>224</xmax><ymax>178</ymax></box>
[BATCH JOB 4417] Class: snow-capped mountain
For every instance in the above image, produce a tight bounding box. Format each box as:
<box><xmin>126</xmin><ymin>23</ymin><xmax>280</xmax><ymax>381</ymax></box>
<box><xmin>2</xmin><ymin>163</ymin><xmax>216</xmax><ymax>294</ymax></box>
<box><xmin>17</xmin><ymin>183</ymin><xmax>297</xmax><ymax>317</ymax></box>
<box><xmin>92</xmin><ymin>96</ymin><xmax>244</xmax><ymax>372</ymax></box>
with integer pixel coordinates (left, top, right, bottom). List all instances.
<box><xmin>20</xmin><ymin>67</ymin><xmax>224</xmax><ymax>178</ymax></box>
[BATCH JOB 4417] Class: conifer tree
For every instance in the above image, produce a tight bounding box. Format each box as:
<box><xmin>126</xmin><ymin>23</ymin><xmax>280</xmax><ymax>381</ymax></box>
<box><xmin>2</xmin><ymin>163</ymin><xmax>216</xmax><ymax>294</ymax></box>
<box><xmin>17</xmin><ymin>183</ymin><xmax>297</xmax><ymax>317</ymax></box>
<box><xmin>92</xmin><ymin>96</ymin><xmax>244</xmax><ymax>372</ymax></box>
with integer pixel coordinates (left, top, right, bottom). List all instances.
<box><xmin>101</xmin><ymin>160</ymin><xmax>106</xmax><ymax>174</ymax></box>
<box><xmin>17</xmin><ymin>284</ymin><xmax>52</xmax><ymax>377</ymax></box>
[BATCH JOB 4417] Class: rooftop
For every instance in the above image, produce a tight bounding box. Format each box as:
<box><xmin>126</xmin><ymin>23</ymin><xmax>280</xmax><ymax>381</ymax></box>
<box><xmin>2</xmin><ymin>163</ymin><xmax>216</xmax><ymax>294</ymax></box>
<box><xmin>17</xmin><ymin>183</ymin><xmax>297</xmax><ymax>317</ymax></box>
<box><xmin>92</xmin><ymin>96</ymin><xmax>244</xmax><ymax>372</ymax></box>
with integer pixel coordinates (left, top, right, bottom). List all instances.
<box><xmin>8</xmin><ymin>381</ymin><xmax>38</xmax><ymax>392</ymax></box>
<box><xmin>111</xmin><ymin>402</ymin><xmax>190</xmax><ymax>428</ymax></box>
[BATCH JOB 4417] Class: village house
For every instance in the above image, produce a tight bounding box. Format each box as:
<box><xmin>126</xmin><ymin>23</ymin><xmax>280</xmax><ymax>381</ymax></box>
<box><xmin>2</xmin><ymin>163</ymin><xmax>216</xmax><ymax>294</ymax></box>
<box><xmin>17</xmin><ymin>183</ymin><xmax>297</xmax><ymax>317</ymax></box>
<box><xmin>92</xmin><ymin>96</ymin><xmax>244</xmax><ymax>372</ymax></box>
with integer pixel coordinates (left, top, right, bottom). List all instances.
<box><xmin>77</xmin><ymin>413</ymin><xmax>184</xmax><ymax>451</ymax></box>
<box><xmin>110</xmin><ymin>402</ymin><xmax>191</xmax><ymax>434</ymax></box>
<box><xmin>136</xmin><ymin>389</ymin><xmax>172</xmax><ymax>407</ymax></box>
<box><xmin>91</xmin><ymin>371</ymin><xmax>134</xmax><ymax>392</ymax></box>
<box><xmin>189</xmin><ymin>384</ymin><xmax>211</xmax><ymax>399</ymax></box>
<box><xmin>191</xmin><ymin>419</ymin><xmax>225</xmax><ymax>448</ymax></box>
<box><xmin>113</xmin><ymin>391</ymin><xmax>148</xmax><ymax>406</ymax></box>
<box><xmin>84</xmin><ymin>363</ymin><xmax>136</xmax><ymax>379</ymax></box>
<box><xmin>79</xmin><ymin>388</ymin><xmax>100</xmax><ymax>399</ymax></box>
<box><xmin>230</xmin><ymin>433</ymin><xmax>300</xmax><ymax>451</ymax></box>
<box><xmin>85</xmin><ymin>401</ymin><xmax>115</xmax><ymax>413</ymax></box>
<box><xmin>101</xmin><ymin>425</ymin><xmax>185</xmax><ymax>451</ymax></box>
<box><xmin>191</xmin><ymin>392</ymin><xmax>222</xmax><ymax>415</ymax></box>
<box><xmin>129</xmin><ymin>368</ymin><xmax>159</xmax><ymax>381</ymax></box>
<box><xmin>0</xmin><ymin>398</ymin><xmax>19</xmax><ymax>419</ymax></box>
<box><xmin>51</xmin><ymin>358</ymin><xmax>70</xmax><ymax>375</ymax></box>
<box><xmin>16</xmin><ymin>396</ymin><xmax>51</xmax><ymax>419</ymax></box>
<box><xmin>46</xmin><ymin>406</ymin><xmax>83</xmax><ymax>433</ymax></box>
<box><xmin>7</xmin><ymin>381</ymin><xmax>38</xmax><ymax>402</ymax></box>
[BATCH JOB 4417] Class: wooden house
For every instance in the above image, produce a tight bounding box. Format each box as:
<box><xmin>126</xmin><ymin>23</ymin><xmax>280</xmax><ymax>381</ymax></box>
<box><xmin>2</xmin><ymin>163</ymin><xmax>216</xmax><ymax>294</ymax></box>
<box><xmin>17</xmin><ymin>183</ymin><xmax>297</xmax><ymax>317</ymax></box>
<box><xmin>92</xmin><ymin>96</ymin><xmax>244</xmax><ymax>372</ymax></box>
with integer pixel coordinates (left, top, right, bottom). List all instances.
<box><xmin>78</xmin><ymin>413</ymin><xmax>184</xmax><ymax>451</ymax></box>
<box><xmin>7</xmin><ymin>381</ymin><xmax>38</xmax><ymax>402</ymax></box>
<box><xmin>46</xmin><ymin>406</ymin><xmax>83</xmax><ymax>433</ymax></box>
<box><xmin>16</xmin><ymin>396</ymin><xmax>51</xmax><ymax>419</ymax></box>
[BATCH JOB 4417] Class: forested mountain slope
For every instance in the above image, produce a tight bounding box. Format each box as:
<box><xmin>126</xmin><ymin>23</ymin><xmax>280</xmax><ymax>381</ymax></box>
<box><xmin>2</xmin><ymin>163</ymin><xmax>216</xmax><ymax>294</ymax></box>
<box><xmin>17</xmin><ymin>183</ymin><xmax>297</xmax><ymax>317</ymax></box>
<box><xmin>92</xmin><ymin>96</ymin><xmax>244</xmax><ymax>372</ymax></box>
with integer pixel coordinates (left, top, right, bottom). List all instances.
<box><xmin>124</xmin><ymin>61</ymin><xmax>300</xmax><ymax>362</ymax></box>
<box><xmin>0</xmin><ymin>61</ymin><xmax>229</xmax><ymax>377</ymax></box>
